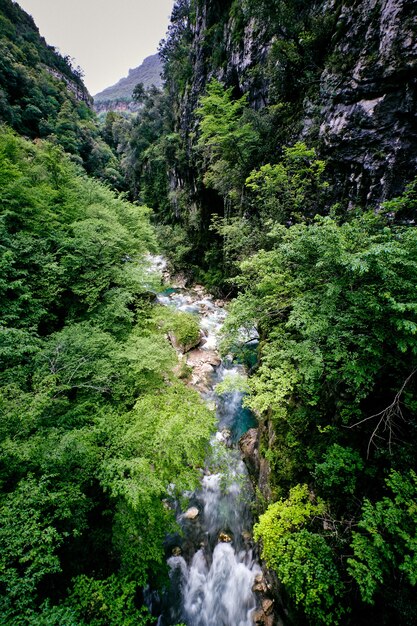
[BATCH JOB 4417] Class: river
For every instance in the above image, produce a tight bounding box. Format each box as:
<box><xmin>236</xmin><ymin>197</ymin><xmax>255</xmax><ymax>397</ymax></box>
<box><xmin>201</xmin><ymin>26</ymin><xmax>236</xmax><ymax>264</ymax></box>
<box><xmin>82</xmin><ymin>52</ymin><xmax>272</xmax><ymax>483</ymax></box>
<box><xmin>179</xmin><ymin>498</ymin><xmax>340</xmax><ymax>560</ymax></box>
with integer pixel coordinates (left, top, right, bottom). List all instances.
<box><xmin>150</xmin><ymin>257</ymin><xmax>263</xmax><ymax>626</ymax></box>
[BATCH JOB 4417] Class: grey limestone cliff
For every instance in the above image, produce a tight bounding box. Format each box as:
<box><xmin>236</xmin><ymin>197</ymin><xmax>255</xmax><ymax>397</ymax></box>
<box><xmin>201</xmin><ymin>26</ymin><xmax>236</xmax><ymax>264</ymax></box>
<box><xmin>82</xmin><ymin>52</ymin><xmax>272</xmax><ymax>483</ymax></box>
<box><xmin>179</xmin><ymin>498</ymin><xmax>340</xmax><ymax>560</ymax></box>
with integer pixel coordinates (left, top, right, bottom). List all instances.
<box><xmin>173</xmin><ymin>0</ymin><xmax>417</xmax><ymax>207</ymax></box>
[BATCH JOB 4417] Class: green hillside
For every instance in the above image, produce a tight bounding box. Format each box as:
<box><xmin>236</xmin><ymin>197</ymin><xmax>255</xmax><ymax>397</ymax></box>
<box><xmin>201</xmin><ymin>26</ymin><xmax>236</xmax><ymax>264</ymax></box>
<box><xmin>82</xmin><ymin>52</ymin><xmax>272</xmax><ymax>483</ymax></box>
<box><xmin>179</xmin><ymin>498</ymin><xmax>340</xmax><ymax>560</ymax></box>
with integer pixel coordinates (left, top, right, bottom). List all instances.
<box><xmin>0</xmin><ymin>0</ymin><xmax>127</xmax><ymax>186</ymax></box>
<box><xmin>0</xmin><ymin>0</ymin><xmax>91</xmax><ymax>135</ymax></box>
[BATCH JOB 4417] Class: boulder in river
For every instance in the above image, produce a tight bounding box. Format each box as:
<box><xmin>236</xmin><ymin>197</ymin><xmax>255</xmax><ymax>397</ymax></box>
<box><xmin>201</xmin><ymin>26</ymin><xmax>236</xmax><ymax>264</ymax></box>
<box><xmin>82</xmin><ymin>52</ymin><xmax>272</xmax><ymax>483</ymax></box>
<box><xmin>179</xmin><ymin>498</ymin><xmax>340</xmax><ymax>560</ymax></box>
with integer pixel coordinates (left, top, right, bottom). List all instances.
<box><xmin>218</xmin><ymin>531</ymin><xmax>233</xmax><ymax>543</ymax></box>
<box><xmin>186</xmin><ymin>349</ymin><xmax>221</xmax><ymax>368</ymax></box>
<box><xmin>253</xmin><ymin>606</ymin><xmax>275</xmax><ymax>626</ymax></box>
<box><xmin>168</xmin><ymin>331</ymin><xmax>202</xmax><ymax>354</ymax></box>
<box><xmin>183</xmin><ymin>507</ymin><xmax>200</xmax><ymax>521</ymax></box>
<box><xmin>262</xmin><ymin>598</ymin><xmax>274</xmax><ymax>616</ymax></box>
<box><xmin>252</xmin><ymin>573</ymin><xmax>268</xmax><ymax>594</ymax></box>
<box><xmin>186</xmin><ymin>348</ymin><xmax>222</xmax><ymax>392</ymax></box>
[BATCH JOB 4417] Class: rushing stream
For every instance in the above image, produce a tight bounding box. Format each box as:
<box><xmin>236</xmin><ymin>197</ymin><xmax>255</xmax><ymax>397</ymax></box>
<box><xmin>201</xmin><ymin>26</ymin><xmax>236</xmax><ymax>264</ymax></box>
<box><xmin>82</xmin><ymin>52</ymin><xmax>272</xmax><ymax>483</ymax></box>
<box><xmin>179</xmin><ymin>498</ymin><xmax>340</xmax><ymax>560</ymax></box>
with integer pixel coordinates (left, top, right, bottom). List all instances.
<box><xmin>151</xmin><ymin>257</ymin><xmax>262</xmax><ymax>626</ymax></box>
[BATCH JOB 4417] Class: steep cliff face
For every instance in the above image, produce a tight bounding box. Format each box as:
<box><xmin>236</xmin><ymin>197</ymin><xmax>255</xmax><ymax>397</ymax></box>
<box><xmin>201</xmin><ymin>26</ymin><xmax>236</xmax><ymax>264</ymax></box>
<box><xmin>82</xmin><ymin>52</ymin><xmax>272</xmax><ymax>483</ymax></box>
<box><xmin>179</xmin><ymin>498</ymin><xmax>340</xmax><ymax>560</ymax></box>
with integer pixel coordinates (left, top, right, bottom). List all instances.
<box><xmin>317</xmin><ymin>0</ymin><xmax>417</xmax><ymax>205</ymax></box>
<box><xmin>170</xmin><ymin>0</ymin><xmax>417</xmax><ymax>208</ymax></box>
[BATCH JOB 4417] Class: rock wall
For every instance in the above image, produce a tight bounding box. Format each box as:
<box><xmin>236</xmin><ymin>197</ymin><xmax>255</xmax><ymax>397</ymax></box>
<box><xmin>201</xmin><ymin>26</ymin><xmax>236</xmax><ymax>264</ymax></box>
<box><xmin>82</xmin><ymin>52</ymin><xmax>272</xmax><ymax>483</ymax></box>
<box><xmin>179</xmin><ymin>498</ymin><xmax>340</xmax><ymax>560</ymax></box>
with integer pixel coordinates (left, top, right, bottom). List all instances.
<box><xmin>174</xmin><ymin>0</ymin><xmax>417</xmax><ymax>207</ymax></box>
<box><xmin>317</xmin><ymin>0</ymin><xmax>417</xmax><ymax>205</ymax></box>
<box><xmin>43</xmin><ymin>66</ymin><xmax>93</xmax><ymax>106</ymax></box>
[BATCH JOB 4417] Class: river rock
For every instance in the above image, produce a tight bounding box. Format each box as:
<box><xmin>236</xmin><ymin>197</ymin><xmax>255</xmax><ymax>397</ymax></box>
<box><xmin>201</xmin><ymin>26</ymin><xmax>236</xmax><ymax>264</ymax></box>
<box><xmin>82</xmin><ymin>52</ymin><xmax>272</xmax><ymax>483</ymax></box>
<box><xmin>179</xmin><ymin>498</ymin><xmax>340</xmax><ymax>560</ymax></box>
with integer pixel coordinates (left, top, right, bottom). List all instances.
<box><xmin>183</xmin><ymin>507</ymin><xmax>200</xmax><ymax>521</ymax></box>
<box><xmin>239</xmin><ymin>428</ymin><xmax>260</xmax><ymax>479</ymax></box>
<box><xmin>253</xmin><ymin>610</ymin><xmax>275</xmax><ymax>626</ymax></box>
<box><xmin>218</xmin><ymin>531</ymin><xmax>233</xmax><ymax>543</ymax></box>
<box><xmin>186</xmin><ymin>349</ymin><xmax>222</xmax><ymax>392</ymax></box>
<box><xmin>170</xmin><ymin>272</ymin><xmax>188</xmax><ymax>288</ymax></box>
<box><xmin>216</xmin><ymin>428</ymin><xmax>232</xmax><ymax>445</ymax></box>
<box><xmin>172</xmin><ymin>546</ymin><xmax>182</xmax><ymax>556</ymax></box>
<box><xmin>168</xmin><ymin>331</ymin><xmax>202</xmax><ymax>354</ymax></box>
<box><xmin>261</xmin><ymin>598</ymin><xmax>274</xmax><ymax>616</ymax></box>
<box><xmin>193</xmin><ymin>284</ymin><xmax>206</xmax><ymax>296</ymax></box>
<box><xmin>252</xmin><ymin>573</ymin><xmax>267</xmax><ymax>594</ymax></box>
<box><xmin>186</xmin><ymin>349</ymin><xmax>221</xmax><ymax>368</ymax></box>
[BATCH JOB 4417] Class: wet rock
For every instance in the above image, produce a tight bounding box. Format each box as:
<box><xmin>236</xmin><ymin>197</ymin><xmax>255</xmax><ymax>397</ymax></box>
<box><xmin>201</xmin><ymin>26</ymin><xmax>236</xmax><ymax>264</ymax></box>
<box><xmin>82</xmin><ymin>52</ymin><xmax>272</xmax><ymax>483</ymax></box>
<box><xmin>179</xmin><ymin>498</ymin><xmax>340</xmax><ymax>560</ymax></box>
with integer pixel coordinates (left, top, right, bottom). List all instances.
<box><xmin>242</xmin><ymin>530</ymin><xmax>253</xmax><ymax>544</ymax></box>
<box><xmin>239</xmin><ymin>428</ymin><xmax>260</xmax><ymax>480</ymax></box>
<box><xmin>216</xmin><ymin>428</ymin><xmax>232</xmax><ymax>445</ymax></box>
<box><xmin>183</xmin><ymin>507</ymin><xmax>200</xmax><ymax>521</ymax></box>
<box><xmin>193</xmin><ymin>284</ymin><xmax>206</xmax><ymax>296</ymax></box>
<box><xmin>253</xmin><ymin>609</ymin><xmax>274</xmax><ymax>626</ymax></box>
<box><xmin>218</xmin><ymin>531</ymin><xmax>233</xmax><ymax>543</ymax></box>
<box><xmin>262</xmin><ymin>598</ymin><xmax>274</xmax><ymax>615</ymax></box>
<box><xmin>190</xmin><ymin>377</ymin><xmax>210</xmax><ymax>394</ymax></box>
<box><xmin>170</xmin><ymin>273</ymin><xmax>188</xmax><ymax>289</ymax></box>
<box><xmin>252</xmin><ymin>574</ymin><xmax>268</xmax><ymax>593</ymax></box>
<box><xmin>172</xmin><ymin>546</ymin><xmax>182</xmax><ymax>556</ymax></box>
<box><xmin>187</xmin><ymin>349</ymin><xmax>221</xmax><ymax>368</ymax></box>
<box><xmin>186</xmin><ymin>348</ymin><xmax>222</xmax><ymax>392</ymax></box>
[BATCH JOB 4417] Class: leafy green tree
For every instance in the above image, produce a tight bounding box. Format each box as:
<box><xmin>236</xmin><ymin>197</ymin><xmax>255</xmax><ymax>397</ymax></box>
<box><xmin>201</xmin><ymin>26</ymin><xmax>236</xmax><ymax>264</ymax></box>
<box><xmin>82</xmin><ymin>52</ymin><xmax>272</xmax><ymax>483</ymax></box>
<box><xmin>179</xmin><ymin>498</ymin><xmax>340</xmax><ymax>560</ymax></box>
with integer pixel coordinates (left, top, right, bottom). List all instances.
<box><xmin>66</xmin><ymin>575</ymin><xmax>153</xmax><ymax>626</ymax></box>
<box><xmin>245</xmin><ymin>142</ymin><xmax>328</xmax><ymax>224</ymax></box>
<box><xmin>224</xmin><ymin>214</ymin><xmax>417</xmax><ymax>433</ymax></box>
<box><xmin>314</xmin><ymin>444</ymin><xmax>364</xmax><ymax>496</ymax></box>
<box><xmin>224</xmin><ymin>209</ymin><xmax>417</xmax><ymax>622</ymax></box>
<box><xmin>0</xmin><ymin>127</ymin><xmax>215</xmax><ymax>622</ymax></box>
<box><xmin>348</xmin><ymin>470</ymin><xmax>417</xmax><ymax>604</ymax></box>
<box><xmin>196</xmin><ymin>78</ymin><xmax>259</xmax><ymax>202</ymax></box>
<box><xmin>254</xmin><ymin>484</ymin><xmax>345</xmax><ymax>625</ymax></box>
<box><xmin>0</xmin><ymin>476</ymin><xmax>89</xmax><ymax>615</ymax></box>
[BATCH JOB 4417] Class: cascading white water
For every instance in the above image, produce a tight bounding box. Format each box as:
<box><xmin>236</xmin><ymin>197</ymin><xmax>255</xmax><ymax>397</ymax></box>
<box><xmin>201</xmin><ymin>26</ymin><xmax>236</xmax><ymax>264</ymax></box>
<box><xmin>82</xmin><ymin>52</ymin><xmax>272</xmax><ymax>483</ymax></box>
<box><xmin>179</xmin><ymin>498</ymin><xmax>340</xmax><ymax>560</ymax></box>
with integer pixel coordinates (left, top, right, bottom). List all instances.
<box><xmin>155</xmin><ymin>276</ymin><xmax>261</xmax><ymax>626</ymax></box>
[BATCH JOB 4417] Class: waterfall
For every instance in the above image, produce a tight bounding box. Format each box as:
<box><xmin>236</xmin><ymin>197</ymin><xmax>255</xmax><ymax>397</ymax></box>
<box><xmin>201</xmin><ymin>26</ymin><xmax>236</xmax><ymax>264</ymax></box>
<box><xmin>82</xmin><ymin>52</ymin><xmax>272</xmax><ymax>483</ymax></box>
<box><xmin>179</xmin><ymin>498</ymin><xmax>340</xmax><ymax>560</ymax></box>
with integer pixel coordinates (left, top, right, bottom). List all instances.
<box><xmin>154</xmin><ymin>274</ymin><xmax>262</xmax><ymax>626</ymax></box>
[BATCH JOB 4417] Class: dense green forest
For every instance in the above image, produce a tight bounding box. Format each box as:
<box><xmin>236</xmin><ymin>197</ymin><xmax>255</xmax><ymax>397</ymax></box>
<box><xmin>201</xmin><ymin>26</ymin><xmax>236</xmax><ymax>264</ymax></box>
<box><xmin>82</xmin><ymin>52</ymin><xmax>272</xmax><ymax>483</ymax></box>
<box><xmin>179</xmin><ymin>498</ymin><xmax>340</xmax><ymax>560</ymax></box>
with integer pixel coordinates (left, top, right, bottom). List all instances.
<box><xmin>0</xmin><ymin>126</ymin><xmax>214</xmax><ymax>624</ymax></box>
<box><xmin>1</xmin><ymin>0</ymin><xmax>417</xmax><ymax>624</ymax></box>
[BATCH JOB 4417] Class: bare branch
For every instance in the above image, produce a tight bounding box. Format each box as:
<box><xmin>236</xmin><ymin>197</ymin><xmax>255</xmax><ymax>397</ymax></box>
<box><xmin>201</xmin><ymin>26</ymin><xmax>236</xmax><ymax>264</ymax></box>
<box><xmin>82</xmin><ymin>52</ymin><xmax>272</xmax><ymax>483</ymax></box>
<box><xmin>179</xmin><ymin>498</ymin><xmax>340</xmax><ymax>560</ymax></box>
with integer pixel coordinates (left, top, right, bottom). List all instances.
<box><xmin>348</xmin><ymin>369</ymin><xmax>417</xmax><ymax>458</ymax></box>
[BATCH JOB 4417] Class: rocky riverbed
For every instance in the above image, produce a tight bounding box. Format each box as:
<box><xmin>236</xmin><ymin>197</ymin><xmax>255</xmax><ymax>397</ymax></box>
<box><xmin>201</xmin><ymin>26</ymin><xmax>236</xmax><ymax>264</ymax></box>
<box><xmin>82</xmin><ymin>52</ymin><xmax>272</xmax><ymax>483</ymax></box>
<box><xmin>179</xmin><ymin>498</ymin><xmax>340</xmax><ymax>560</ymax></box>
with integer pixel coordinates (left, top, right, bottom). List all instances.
<box><xmin>147</xmin><ymin>257</ymin><xmax>279</xmax><ymax>626</ymax></box>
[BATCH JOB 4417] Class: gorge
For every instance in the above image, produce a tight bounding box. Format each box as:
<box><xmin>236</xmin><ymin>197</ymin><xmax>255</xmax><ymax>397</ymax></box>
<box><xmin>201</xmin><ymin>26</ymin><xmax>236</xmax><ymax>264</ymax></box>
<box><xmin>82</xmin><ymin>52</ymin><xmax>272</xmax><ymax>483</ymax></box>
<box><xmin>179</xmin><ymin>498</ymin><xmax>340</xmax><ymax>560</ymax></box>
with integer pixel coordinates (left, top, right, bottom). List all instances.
<box><xmin>1</xmin><ymin>0</ymin><xmax>417</xmax><ymax>625</ymax></box>
<box><xmin>150</xmin><ymin>261</ymin><xmax>269</xmax><ymax>626</ymax></box>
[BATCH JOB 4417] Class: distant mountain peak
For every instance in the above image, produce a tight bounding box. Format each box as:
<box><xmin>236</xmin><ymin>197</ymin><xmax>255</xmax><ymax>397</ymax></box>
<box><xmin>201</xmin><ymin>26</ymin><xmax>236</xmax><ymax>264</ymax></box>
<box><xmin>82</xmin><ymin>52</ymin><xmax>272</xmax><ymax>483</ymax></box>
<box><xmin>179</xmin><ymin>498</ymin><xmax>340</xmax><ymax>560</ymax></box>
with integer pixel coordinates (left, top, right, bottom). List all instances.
<box><xmin>93</xmin><ymin>53</ymin><xmax>163</xmax><ymax>114</ymax></box>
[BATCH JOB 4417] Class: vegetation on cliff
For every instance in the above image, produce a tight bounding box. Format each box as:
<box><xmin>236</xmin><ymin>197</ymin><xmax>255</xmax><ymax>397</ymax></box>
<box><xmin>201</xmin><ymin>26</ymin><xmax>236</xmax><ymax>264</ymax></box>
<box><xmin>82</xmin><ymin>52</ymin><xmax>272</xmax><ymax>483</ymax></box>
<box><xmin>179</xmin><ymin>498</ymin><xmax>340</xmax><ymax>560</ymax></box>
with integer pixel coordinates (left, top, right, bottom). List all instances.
<box><xmin>0</xmin><ymin>0</ymin><xmax>125</xmax><ymax>186</ymax></box>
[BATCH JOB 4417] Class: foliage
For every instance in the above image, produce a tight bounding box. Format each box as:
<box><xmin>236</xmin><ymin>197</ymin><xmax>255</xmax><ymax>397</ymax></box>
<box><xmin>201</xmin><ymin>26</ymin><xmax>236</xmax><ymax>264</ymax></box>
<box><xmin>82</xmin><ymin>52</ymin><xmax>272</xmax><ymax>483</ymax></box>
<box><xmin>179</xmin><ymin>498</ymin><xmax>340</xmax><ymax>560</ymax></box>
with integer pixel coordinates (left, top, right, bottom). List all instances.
<box><xmin>0</xmin><ymin>127</ymin><xmax>215</xmax><ymax>622</ymax></box>
<box><xmin>0</xmin><ymin>0</ymin><xmax>123</xmax><ymax>184</ymax></box>
<box><xmin>211</xmin><ymin>140</ymin><xmax>329</xmax><ymax>268</ymax></box>
<box><xmin>225</xmin><ymin>211</ymin><xmax>417</xmax><ymax>622</ymax></box>
<box><xmin>254</xmin><ymin>484</ymin><xmax>344</xmax><ymax>624</ymax></box>
<box><xmin>156</xmin><ymin>306</ymin><xmax>201</xmax><ymax>351</ymax></box>
<box><xmin>224</xmin><ymin>214</ymin><xmax>417</xmax><ymax>432</ymax></box>
<box><xmin>159</xmin><ymin>0</ymin><xmax>194</xmax><ymax>99</ymax></box>
<box><xmin>196</xmin><ymin>79</ymin><xmax>260</xmax><ymax>202</ymax></box>
<box><xmin>314</xmin><ymin>444</ymin><xmax>364</xmax><ymax>496</ymax></box>
<box><xmin>382</xmin><ymin>177</ymin><xmax>417</xmax><ymax>223</ymax></box>
<box><xmin>66</xmin><ymin>575</ymin><xmax>153</xmax><ymax>626</ymax></box>
<box><xmin>245</xmin><ymin>142</ymin><xmax>328</xmax><ymax>224</ymax></box>
<box><xmin>348</xmin><ymin>470</ymin><xmax>417</xmax><ymax>603</ymax></box>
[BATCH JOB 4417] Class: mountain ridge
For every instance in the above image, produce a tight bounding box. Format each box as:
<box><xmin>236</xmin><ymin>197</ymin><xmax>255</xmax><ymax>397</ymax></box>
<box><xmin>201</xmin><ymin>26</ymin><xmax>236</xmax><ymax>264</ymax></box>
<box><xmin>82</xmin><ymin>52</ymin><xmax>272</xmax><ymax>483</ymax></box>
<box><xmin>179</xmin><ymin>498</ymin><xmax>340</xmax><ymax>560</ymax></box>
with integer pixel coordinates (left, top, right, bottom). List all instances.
<box><xmin>93</xmin><ymin>53</ymin><xmax>163</xmax><ymax>114</ymax></box>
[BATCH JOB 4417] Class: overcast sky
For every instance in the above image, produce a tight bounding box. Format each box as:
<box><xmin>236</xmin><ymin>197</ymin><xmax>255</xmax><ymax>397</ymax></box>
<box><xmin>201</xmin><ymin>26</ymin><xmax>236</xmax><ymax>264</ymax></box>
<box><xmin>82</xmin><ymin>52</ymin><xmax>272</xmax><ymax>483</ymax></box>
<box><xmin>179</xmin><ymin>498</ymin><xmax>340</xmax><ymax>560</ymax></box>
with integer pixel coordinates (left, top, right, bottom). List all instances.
<box><xmin>16</xmin><ymin>0</ymin><xmax>174</xmax><ymax>95</ymax></box>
